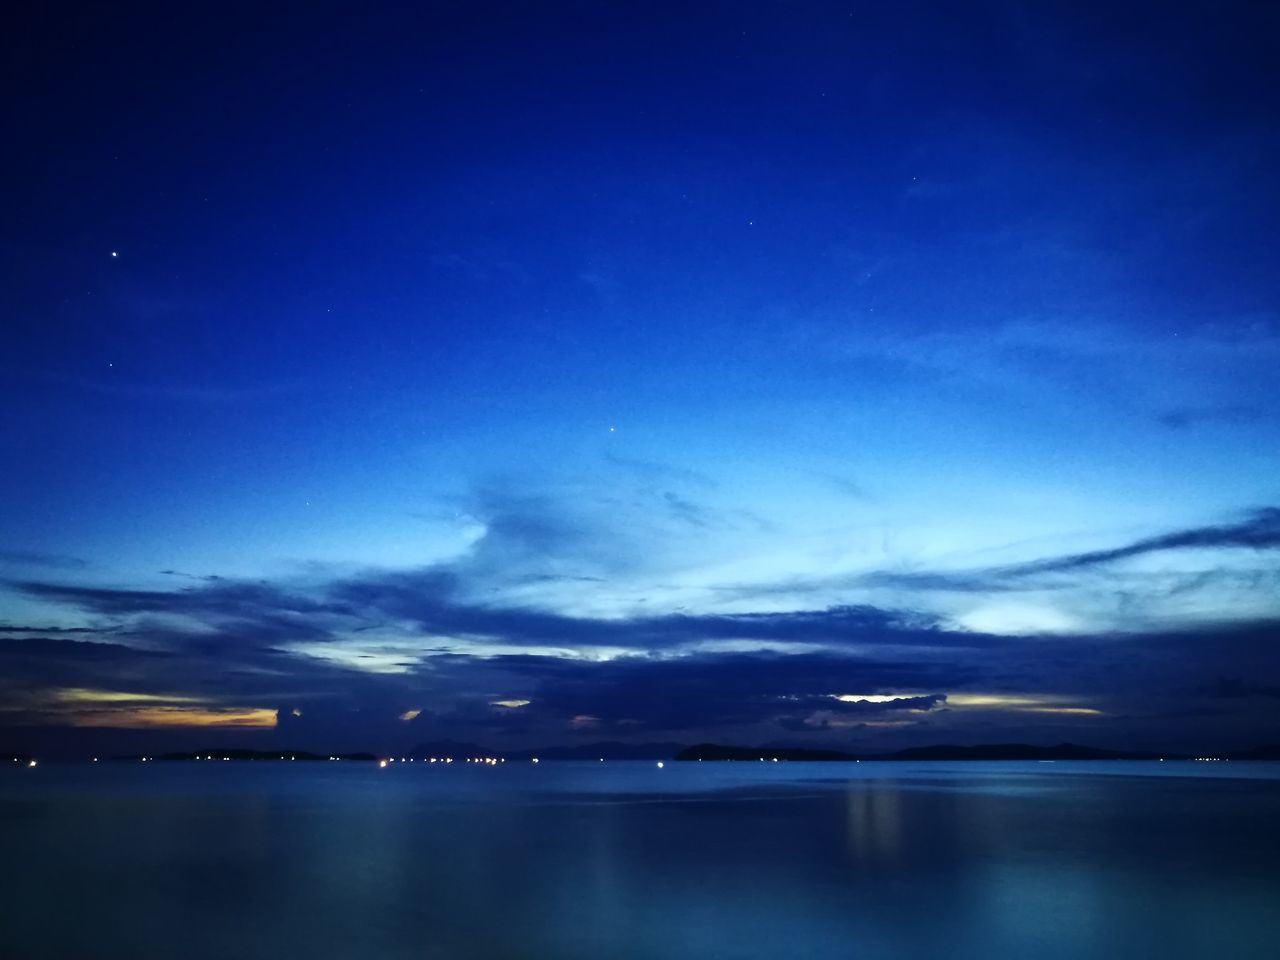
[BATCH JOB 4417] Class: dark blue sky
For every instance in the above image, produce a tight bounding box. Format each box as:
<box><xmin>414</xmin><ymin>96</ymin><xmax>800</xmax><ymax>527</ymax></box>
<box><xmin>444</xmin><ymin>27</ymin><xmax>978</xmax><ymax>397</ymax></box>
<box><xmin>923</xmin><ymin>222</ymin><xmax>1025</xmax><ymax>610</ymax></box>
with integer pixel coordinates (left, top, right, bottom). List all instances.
<box><xmin>4</xmin><ymin>1</ymin><xmax>1279</xmax><ymax>755</ymax></box>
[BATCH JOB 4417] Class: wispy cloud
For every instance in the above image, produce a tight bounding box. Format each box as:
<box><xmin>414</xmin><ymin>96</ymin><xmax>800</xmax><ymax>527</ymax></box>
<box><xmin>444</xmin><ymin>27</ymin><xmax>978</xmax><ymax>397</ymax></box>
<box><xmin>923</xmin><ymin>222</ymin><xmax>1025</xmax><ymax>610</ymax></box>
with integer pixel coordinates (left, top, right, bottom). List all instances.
<box><xmin>0</xmin><ymin>550</ymin><xmax>89</xmax><ymax>570</ymax></box>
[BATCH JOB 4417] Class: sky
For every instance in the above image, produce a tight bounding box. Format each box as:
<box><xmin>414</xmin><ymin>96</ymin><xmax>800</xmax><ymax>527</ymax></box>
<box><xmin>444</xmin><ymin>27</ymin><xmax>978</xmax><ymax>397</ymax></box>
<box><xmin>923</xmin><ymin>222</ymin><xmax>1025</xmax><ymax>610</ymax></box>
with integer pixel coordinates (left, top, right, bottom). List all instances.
<box><xmin>3</xmin><ymin>1</ymin><xmax>1279</xmax><ymax>757</ymax></box>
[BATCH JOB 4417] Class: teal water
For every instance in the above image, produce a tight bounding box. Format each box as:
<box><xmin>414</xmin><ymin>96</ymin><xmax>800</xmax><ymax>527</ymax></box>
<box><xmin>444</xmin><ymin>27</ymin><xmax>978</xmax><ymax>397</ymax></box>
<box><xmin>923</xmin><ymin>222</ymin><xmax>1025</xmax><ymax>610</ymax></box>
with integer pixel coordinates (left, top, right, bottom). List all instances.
<box><xmin>3</xmin><ymin>761</ymin><xmax>1278</xmax><ymax>959</ymax></box>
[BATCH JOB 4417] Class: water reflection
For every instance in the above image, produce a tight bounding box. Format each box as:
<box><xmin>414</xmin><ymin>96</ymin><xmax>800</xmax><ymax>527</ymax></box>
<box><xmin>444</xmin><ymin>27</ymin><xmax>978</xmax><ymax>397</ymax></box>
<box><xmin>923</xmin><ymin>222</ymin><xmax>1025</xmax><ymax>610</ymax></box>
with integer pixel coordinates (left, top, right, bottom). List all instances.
<box><xmin>844</xmin><ymin>786</ymin><xmax>902</xmax><ymax>863</ymax></box>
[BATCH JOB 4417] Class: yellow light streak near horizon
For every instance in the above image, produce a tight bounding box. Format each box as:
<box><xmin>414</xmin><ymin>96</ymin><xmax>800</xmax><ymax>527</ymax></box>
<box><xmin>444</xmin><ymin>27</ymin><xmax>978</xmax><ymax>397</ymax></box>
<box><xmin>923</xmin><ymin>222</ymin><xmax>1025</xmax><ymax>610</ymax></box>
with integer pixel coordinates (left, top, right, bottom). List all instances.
<box><xmin>68</xmin><ymin>707</ymin><xmax>279</xmax><ymax>728</ymax></box>
<box><xmin>56</xmin><ymin>688</ymin><xmax>208</xmax><ymax>704</ymax></box>
<box><xmin>946</xmin><ymin>693</ymin><xmax>1102</xmax><ymax>715</ymax></box>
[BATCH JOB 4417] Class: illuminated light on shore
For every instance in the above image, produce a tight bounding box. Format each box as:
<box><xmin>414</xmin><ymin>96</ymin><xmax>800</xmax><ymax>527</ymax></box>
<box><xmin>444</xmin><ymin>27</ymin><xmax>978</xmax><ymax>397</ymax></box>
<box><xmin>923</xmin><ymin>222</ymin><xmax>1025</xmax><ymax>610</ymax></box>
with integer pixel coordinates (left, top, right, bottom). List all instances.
<box><xmin>379</xmin><ymin>759</ymin><xmax>388</xmax><ymax>769</ymax></box>
<box><xmin>531</xmin><ymin>758</ymin><xmax>539</xmax><ymax>764</ymax></box>
<box><xmin>28</xmin><ymin>760</ymin><xmax>37</xmax><ymax>768</ymax></box>
<box><xmin>657</xmin><ymin>761</ymin><xmax>664</xmax><ymax>769</ymax></box>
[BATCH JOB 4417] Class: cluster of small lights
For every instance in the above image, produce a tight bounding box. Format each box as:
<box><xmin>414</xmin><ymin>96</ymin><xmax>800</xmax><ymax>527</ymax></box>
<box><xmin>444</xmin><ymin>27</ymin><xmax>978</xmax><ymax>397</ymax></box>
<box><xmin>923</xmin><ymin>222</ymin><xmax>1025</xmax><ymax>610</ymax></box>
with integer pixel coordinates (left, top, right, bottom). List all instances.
<box><xmin>1194</xmin><ymin>756</ymin><xmax>1228</xmax><ymax>762</ymax></box>
<box><xmin>379</xmin><ymin>756</ymin><xmax>508</xmax><ymax>767</ymax></box>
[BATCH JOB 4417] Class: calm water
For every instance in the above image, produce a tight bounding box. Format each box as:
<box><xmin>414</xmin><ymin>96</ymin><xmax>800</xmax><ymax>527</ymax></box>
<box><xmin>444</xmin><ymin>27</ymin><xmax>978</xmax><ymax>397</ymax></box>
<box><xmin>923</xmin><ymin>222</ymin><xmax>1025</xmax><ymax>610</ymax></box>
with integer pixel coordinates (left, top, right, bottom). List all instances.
<box><xmin>2</xmin><ymin>760</ymin><xmax>1278</xmax><ymax>959</ymax></box>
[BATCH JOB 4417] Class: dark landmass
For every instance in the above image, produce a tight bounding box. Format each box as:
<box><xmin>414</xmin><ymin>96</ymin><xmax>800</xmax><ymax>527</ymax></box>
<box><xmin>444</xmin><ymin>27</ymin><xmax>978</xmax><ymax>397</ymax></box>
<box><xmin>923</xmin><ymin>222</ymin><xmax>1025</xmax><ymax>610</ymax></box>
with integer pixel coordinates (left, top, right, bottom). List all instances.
<box><xmin>509</xmin><ymin>741</ymin><xmax>684</xmax><ymax>761</ymax></box>
<box><xmin>412</xmin><ymin>740</ymin><xmax>681</xmax><ymax>760</ymax></box>
<box><xmin>112</xmin><ymin>749</ymin><xmax>377</xmax><ymax>762</ymax></box>
<box><xmin>410</xmin><ymin>739</ymin><xmax>490</xmax><ymax>759</ymax></box>
<box><xmin>678</xmin><ymin>743</ymin><xmax>866</xmax><ymax>762</ymax></box>
<box><xmin>677</xmin><ymin>742</ymin><xmax>1186</xmax><ymax>762</ymax></box>
<box><xmin>887</xmin><ymin>742</ymin><xmax>1174</xmax><ymax>761</ymax></box>
<box><xmin>18</xmin><ymin>741</ymin><xmax>1274</xmax><ymax>763</ymax></box>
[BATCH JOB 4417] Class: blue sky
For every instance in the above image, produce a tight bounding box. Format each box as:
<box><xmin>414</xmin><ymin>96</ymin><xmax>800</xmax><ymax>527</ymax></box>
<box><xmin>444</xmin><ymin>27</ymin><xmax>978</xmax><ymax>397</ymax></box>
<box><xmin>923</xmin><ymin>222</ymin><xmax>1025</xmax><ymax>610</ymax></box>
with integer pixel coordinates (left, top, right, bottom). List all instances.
<box><xmin>3</xmin><ymin>1</ymin><xmax>1279</xmax><ymax>755</ymax></box>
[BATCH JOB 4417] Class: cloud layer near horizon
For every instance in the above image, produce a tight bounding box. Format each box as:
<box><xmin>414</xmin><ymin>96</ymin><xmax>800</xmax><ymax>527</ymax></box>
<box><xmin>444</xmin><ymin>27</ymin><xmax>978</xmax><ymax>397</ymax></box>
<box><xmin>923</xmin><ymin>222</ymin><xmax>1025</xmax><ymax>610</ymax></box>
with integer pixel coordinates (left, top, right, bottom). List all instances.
<box><xmin>3</xmin><ymin>501</ymin><xmax>1278</xmax><ymax>754</ymax></box>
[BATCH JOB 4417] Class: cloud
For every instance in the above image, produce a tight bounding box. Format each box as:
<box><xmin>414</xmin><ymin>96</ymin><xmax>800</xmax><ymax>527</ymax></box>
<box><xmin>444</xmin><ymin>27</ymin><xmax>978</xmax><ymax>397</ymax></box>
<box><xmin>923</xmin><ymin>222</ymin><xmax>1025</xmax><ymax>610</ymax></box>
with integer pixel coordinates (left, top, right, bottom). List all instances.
<box><xmin>4</xmin><ymin>605</ymin><xmax>1279</xmax><ymax>746</ymax></box>
<box><xmin>0</xmin><ymin>550</ymin><xmax>89</xmax><ymax>570</ymax></box>
<box><xmin>839</xmin><ymin>508</ymin><xmax>1280</xmax><ymax>599</ymax></box>
<box><xmin>662</xmin><ymin>491</ymin><xmax>710</xmax><ymax>528</ymax></box>
<box><xmin>1010</xmin><ymin>507</ymin><xmax>1280</xmax><ymax>575</ymax></box>
<box><xmin>4</xmin><ymin>496</ymin><xmax>1278</xmax><ymax>747</ymax></box>
<box><xmin>602</xmin><ymin>453</ymin><xmax>716</xmax><ymax>489</ymax></box>
<box><xmin>1193</xmin><ymin>677</ymin><xmax>1280</xmax><ymax>700</ymax></box>
<box><xmin>0</xmin><ymin>624</ymin><xmax>112</xmax><ymax>634</ymax></box>
<box><xmin>13</xmin><ymin>579</ymin><xmax>352</xmax><ymax>624</ymax></box>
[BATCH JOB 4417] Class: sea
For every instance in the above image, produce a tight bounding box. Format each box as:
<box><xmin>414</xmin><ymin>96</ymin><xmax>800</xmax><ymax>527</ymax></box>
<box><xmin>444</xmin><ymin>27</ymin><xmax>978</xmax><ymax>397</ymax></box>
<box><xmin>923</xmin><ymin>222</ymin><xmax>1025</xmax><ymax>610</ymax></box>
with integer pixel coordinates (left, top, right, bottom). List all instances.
<box><xmin>2</xmin><ymin>759</ymin><xmax>1278</xmax><ymax>959</ymax></box>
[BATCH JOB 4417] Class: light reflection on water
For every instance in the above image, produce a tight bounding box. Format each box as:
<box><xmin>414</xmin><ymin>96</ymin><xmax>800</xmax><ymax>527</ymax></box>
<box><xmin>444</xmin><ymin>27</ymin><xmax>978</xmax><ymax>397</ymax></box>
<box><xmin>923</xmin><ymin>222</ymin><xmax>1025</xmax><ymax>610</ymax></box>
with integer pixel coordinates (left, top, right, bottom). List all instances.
<box><xmin>2</xmin><ymin>761</ymin><xmax>1278</xmax><ymax>959</ymax></box>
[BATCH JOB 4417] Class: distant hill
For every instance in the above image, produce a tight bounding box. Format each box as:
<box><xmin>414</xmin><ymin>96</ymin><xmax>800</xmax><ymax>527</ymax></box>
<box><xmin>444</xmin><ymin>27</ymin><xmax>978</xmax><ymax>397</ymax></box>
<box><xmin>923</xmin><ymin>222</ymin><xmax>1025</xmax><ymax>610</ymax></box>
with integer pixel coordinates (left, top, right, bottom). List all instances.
<box><xmin>411</xmin><ymin>740</ymin><xmax>683</xmax><ymax>760</ymax></box>
<box><xmin>119</xmin><ymin>749</ymin><xmax>377</xmax><ymax>762</ymax></box>
<box><xmin>886</xmin><ymin>742</ymin><xmax>1173</xmax><ymax>761</ymax></box>
<box><xmin>678</xmin><ymin>743</ymin><xmax>862</xmax><ymax>761</ymax></box>
<box><xmin>47</xmin><ymin>740</ymin><xmax>1276</xmax><ymax>764</ymax></box>
<box><xmin>509</xmin><ymin>741</ymin><xmax>684</xmax><ymax>761</ymax></box>
<box><xmin>410</xmin><ymin>740</ymin><xmax>491</xmax><ymax>760</ymax></box>
<box><xmin>677</xmin><ymin>742</ymin><xmax>1186</xmax><ymax>762</ymax></box>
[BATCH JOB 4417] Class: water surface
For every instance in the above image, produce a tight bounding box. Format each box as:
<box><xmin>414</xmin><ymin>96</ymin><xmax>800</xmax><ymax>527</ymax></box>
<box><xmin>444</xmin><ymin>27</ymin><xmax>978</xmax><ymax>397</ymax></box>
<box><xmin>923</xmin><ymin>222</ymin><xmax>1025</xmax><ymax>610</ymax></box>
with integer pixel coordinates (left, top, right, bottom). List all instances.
<box><xmin>3</xmin><ymin>760</ymin><xmax>1277</xmax><ymax>959</ymax></box>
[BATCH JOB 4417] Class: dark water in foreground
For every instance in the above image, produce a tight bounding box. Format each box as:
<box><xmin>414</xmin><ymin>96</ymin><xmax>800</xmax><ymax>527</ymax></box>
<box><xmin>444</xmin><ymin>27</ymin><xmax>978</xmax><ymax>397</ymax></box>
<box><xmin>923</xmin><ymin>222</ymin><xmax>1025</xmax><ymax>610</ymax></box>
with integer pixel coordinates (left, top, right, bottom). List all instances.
<box><xmin>2</xmin><ymin>761</ymin><xmax>1278</xmax><ymax>959</ymax></box>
